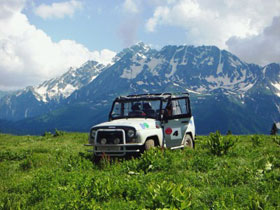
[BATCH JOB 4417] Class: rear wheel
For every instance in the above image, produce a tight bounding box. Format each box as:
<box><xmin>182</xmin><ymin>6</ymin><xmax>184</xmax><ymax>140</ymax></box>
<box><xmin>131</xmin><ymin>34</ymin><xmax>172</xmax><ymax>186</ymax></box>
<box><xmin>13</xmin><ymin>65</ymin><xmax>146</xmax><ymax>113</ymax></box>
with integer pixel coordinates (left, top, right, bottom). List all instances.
<box><xmin>183</xmin><ymin>134</ymin><xmax>194</xmax><ymax>148</ymax></box>
<box><xmin>145</xmin><ymin>139</ymin><xmax>155</xmax><ymax>150</ymax></box>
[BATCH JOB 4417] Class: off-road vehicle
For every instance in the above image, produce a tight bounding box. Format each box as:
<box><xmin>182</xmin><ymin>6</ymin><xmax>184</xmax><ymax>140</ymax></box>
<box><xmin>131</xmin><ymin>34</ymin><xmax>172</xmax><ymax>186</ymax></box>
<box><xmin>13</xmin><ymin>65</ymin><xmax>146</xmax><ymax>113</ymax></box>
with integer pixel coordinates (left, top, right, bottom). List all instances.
<box><xmin>85</xmin><ymin>93</ymin><xmax>195</xmax><ymax>156</ymax></box>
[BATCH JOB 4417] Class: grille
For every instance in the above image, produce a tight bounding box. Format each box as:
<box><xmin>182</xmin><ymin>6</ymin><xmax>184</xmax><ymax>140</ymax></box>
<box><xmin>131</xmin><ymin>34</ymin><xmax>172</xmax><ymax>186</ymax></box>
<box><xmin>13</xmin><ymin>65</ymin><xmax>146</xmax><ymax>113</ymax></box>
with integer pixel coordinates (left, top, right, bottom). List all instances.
<box><xmin>96</xmin><ymin>130</ymin><xmax>124</xmax><ymax>144</ymax></box>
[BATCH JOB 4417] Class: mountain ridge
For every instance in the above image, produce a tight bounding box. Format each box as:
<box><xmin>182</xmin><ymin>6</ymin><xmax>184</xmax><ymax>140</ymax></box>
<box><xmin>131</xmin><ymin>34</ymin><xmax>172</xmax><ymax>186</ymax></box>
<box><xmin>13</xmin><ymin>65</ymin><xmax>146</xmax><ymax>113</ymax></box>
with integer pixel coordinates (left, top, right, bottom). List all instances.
<box><xmin>0</xmin><ymin>43</ymin><xmax>279</xmax><ymax>134</ymax></box>
<box><xmin>0</xmin><ymin>60</ymin><xmax>106</xmax><ymax>121</ymax></box>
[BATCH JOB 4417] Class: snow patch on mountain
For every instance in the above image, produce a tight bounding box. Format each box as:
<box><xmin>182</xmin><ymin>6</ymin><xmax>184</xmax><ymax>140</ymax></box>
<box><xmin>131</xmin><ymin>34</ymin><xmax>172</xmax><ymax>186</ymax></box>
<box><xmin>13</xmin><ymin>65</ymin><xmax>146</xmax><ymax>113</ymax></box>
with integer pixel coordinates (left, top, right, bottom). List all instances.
<box><xmin>34</xmin><ymin>85</ymin><xmax>48</xmax><ymax>102</ymax></box>
<box><xmin>216</xmin><ymin>51</ymin><xmax>223</xmax><ymax>74</ymax></box>
<box><xmin>195</xmin><ymin>85</ymin><xmax>207</xmax><ymax>92</ymax></box>
<box><xmin>201</xmin><ymin>56</ymin><xmax>214</xmax><ymax>66</ymax></box>
<box><xmin>60</xmin><ymin>84</ymin><xmax>77</xmax><ymax>97</ymax></box>
<box><xmin>165</xmin><ymin>59</ymin><xmax>177</xmax><ymax>78</ymax></box>
<box><xmin>32</xmin><ymin>61</ymin><xmax>105</xmax><ymax>102</ymax></box>
<box><xmin>147</xmin><ymin>58</ymin><xmax>161</xmax><ymax>76</ymax></box>
<box><xmin>217</xmin><ymin>62</ymin><xmax>223</xmax><ymax>74</ymax></box>
<box><xmin>271</xmin><ymin>82</ymin><xmax>280</xmax><ymax>90</ymax></box>
<box><xmin>271</xmin><ymin>82</ymin><xmax>280</xmax><ymax>97</ymax></box>
<box><xmin>121</xmin><ymin>62</ymin><xmax>144</xmax><ymax>79</ymax></box>
<box><xmin>136</xmin><ymin>81</ymin><xmax>145</xmax><ymax>85</ymax></box>
<box><xmin>229</xmin><ymin>56</ymin><xmax>243</xmax><ymax>67</ymax></box>
<box><xmin>165</xmin><ymin>52</ymin><xmax>180</xmax><ymax>78</ymax></box>
<box><xmin>121</xmin><ymin>54</ymin><xmax>146</xmax><ymax>79</ymax></box>
<box><xmin>185</xmin><ymin>88</ymin><xmax>202</xmax><ymax>94</ymax></box>
<box><xmin>33</xmin><ymin>80</ymin><xmax>78</xmax><ymax>103</ymax></box>
<box><xmin>239</xmin><ymin>82</ymin><xmax>255</xmax><ymax>92</ymax></box>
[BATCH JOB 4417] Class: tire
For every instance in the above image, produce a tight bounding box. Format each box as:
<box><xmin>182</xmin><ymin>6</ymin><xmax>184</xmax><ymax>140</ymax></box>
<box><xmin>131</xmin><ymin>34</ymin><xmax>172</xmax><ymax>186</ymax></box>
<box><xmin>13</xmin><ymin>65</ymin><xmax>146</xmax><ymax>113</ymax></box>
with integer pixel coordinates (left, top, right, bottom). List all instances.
<box><xmin>183</xmin><ymin>134</ymin><xmax>194</xmax><ymax>148</ymax></box>
<box><xmin>145</xmin><ymin>139</ymin><xmax>155</xmax><ymax>150</ymax></box>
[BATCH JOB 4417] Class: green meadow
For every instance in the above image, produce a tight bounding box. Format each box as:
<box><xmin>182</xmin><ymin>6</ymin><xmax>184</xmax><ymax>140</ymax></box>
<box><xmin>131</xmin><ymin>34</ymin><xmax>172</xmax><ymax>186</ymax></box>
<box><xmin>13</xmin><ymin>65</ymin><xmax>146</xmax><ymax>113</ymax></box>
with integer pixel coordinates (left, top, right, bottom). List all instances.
<box><xmin>0</xmin><ymin>132</ymin><xmax>279</xmax><ymax>209</ymax></box>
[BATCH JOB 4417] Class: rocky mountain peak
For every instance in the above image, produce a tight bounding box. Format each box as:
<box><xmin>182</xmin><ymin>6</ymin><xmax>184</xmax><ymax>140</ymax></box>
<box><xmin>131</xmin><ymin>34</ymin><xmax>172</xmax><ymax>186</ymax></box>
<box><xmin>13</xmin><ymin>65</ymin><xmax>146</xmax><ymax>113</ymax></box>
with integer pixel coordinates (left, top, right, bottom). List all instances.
<box><xmin>32</xmin><ymin>60</ymin><xmax>105</xmax><ymax>103</ymax></box>
<box><xmin>113</xmin><ymin>42</ymin><xmax>155</xmax><ymax>62</ymax></box>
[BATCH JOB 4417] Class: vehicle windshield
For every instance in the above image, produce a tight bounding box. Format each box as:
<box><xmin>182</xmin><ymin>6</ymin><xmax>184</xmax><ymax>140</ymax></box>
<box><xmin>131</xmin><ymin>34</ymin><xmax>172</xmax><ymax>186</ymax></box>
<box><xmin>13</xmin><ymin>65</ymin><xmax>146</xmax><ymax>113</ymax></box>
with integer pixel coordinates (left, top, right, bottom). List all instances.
<box><xmin>110</xmin><ymin>99</ymin><xmax>161</xmax><ymax>119</ymax></box>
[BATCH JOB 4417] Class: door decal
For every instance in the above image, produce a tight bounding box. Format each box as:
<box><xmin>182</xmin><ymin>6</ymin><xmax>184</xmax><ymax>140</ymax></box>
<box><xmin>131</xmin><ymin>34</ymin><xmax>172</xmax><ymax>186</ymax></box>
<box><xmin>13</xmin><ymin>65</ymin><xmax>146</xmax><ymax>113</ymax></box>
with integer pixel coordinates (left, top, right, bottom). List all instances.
<box><xmin>170</xmin><ymin>127</ymin><xmax>182</xmax><ymax>140</ymax></box>
<box><xmin>139</xmin><ymin>123</ymin><xmax>149</xmax><ymax>129</ymax></box>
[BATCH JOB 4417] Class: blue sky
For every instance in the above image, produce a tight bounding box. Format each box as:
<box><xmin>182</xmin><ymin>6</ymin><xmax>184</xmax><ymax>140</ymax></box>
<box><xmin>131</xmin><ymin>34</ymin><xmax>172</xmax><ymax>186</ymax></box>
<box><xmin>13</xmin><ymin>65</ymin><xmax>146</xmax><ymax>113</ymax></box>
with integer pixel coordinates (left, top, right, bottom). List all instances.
<box><xmin>23</xmin><ymin>0</ymin><xmax>189</xmax><ymax>51</ymax></box>
<box><xmin>1</xmin><ymin>0</ymin><xmax>280</xmax><ymax>90</ymax></box>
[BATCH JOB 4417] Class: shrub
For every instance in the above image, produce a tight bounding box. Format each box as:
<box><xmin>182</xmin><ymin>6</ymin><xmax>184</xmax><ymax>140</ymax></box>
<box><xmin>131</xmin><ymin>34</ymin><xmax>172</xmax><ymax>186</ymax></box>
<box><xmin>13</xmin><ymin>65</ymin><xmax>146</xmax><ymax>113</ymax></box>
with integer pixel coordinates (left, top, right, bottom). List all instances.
<box><xmin>206</xmin><ymin>131</ymin><xmax>236</xmax><ymax>156</ymax></box>
<box><xmin>144</xmin><ymin>181</ymin><xmax>193</xmax><ymax>209</ymax></box>
<box><xmin>53</xmin><ymin>129</ymin><xmax>66</xmax><ymax>137</ymax></box>
<box><xmin>251</xmin><ymin>135</ymin><xmax>262</xmax><ymax>147</ymax></box>
<box><xmin>19</xmin><ymin>158</ymin><xmax>33</xmax><ymax>171</ymax></box>
<box><xmin>135</xmin><ymin>148</ymin><xmax>174</xmax><ymax>173</ymax></box>
<box><xmin>42</xmin><ymin>132</ymin><xmax>52</xmax><ymax>137</ymax></box>
<box><xmin>272</xmin><ymin>136</ymin><xmax>280</xmax><ymax>146</ymax></box>
<box><xmin>0</xmin><ymin>150</ymin><xmax>30</xmax><ymax>161</ymax></box>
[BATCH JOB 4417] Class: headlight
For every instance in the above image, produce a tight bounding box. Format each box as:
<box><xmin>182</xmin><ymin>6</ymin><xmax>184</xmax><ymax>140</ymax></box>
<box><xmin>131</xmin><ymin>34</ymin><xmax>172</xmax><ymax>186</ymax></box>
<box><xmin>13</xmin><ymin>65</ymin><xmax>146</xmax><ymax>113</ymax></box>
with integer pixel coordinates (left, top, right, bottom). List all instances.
<box><xmin>127</xmin><ymin>129</ymin><xmax>135</xmax><ymax>138</ymax></box>
<box><xmin>114</xmin><ymin>138</ymin><xmax>120</xmax><ymax>144</ymax></box>
<box><xmin>100</xmin><ymin>138</ymin><xmax>107</xmax><ymax>144</ymax></box>
<box><xmin>91</xmin><ymin>130</ymin><xmax>96</xmax><ymax>138</ymax></box>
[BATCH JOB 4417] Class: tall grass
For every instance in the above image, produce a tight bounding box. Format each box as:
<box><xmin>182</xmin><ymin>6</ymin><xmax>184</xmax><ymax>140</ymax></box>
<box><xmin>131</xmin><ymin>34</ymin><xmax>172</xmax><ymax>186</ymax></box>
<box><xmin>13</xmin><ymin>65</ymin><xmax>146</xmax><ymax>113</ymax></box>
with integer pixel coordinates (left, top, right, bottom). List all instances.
<box><xmin>0</xmin><ymin>133</ymin><xmax>279</xmax><ymax>209</ymax></box>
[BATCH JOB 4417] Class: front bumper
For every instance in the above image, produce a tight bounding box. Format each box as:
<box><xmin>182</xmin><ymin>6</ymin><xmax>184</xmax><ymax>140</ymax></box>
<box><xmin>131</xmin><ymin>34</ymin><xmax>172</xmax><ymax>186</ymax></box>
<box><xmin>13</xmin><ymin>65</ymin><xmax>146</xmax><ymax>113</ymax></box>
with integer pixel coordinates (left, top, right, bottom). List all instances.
<box><xmin>84</xmin><ymin>143</ymin><xmax>143</xmax><ymax>156</ymax></box>
<box><xmin>86</xmin><ymin>127</ymin><xmax>143</xmax><ymax>156</ymax></box>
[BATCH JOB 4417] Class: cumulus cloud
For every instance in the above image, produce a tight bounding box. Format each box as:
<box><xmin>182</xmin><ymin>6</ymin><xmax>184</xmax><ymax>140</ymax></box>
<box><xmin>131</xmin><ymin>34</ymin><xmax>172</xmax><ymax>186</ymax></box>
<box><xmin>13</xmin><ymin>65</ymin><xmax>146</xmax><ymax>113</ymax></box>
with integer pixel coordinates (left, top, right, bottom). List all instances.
<box><xmin>34</xmin><ymin>0</ymin><xmax>82</xmax><ymax>19</ymax></box>
<box><xmin>145</xmin><ymin>0</ymin><xmax>280</xmax><ymax>49</ymax></box>
<box><xmin>227</xmin><ymin>16</ymin><xmax>280</xmax><ymax>66</ymax></box>
<box><xmin>123</xmin><ymin>0</ymin><xmax>139</xmax><ymax>14</ymax></box>
<box><xmin>0</xmin><ymin>0</ymin><xmax>116</xmax><ymax>90</ymax></box>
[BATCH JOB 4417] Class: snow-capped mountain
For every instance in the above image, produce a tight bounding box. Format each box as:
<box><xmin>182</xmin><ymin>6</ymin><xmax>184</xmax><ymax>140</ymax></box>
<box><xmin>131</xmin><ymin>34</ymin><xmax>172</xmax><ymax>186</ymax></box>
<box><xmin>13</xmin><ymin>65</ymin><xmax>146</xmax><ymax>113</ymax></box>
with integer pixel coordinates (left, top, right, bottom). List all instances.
<box><xmin>33</xmin><ymin>61</ymin><xmax>105</xmax><ymax>102</ymax></box>
<box><xmin>68</xmin><ymin>43</ymin><xmax>263</xmax><ymax>103</ymax></box>
<box><xmin>0</xmin><ymin>60</ymin><xmax>105</xmax><ymax>120</ymax></box>
<box><xmin>0</xmin><ymin>42</ymin><xmax>279</xmax><ymax>134</ymax></box>
<box><xmin>259</xmin><ymin>63</ymin><xmax>280</xmax><ymax>97</ymax></box>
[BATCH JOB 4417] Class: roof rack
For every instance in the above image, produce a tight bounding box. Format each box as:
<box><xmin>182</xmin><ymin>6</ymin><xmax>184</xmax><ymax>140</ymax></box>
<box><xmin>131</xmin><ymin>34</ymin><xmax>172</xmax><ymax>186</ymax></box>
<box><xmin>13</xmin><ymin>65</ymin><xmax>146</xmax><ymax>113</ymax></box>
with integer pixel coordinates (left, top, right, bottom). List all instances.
<box><xmin>126</xmin><ymin>92</ymin><xmax>189</xmax><ymax>97</ymax></box>
<box><xmin>117</xmin><ymin>92</ymin><xmax>189</xmax><ymax>101</ymax></box>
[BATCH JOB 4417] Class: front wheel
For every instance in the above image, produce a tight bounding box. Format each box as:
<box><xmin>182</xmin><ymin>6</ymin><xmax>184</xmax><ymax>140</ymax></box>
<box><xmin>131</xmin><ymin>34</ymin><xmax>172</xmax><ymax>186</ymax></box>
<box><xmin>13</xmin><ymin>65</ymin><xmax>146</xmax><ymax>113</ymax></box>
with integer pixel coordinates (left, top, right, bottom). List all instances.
<box><xmin>183</xmin><ymin>134</ymin><xmax>194</xmax><ymax>148</ymax></box>
<box><xmin>145</xmin><ymin>139</ymin><xmax>155</xmax><ymax>150</ymax></box>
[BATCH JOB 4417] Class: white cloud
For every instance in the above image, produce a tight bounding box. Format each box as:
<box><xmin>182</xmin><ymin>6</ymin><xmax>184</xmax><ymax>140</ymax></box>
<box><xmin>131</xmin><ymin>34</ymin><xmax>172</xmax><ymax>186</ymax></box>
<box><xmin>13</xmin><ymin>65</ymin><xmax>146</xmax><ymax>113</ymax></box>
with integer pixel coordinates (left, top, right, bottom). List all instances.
<box><xmin>146</xmin><ymin>6</ymin><xmax>170</xmax><ymax>32</ymax></box>
<box><xmin>123</xmin><ymin>0</ymin><xmax>139</xmax><ymax>14</ymax></box>
<box><xmin>34</xmin><ymin>0</ymin><xmax>82</xmax><ymax>19</ymax></box>
<box><xmin>0</xmin><ymin>0</ymin><xmax>116</xmax><ymax>90</ymax></box>
<box><xmin>93</xmin><ymin>49</ymin><xmax>117</xmax><ymax>65</ymax></box>
<box><xmin>145</xmin><ymin>0</ymin><xmax>280</xmax><ymax>49</ymax></box>
<box><xmin>227</xmin><ymin>16</ymin><xmax>280</xmax><ymax>66</ymax></box>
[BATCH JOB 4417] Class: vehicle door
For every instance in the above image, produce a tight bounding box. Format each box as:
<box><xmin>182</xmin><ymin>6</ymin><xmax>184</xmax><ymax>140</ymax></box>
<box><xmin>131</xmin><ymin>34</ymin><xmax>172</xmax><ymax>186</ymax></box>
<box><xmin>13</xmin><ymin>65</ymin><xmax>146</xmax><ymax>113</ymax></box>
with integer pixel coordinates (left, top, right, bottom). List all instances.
<box><xmin>162</xmin><ymin>97</ymin><xmax>191</xmax><ymax>148</ymax></box>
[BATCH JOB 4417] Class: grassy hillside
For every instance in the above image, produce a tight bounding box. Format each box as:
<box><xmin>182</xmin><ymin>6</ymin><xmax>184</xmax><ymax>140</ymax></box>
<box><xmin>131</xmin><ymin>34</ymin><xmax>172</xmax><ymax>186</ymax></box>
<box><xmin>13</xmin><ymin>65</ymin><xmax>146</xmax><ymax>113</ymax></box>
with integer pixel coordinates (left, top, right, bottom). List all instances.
<box><xmin>0</xmin><ymin>132</ymin><xmax>279</xmax><ymax>209</ymax></box>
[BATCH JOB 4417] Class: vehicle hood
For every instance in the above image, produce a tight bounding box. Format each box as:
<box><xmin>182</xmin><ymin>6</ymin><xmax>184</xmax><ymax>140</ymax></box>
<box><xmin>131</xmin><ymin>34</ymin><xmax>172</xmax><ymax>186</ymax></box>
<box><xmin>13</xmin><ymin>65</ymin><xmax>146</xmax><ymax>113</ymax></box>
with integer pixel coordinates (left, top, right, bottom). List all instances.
<box><xmin>92</xmin><ymin>118</ymin><xmax>158</xmax><ymax>131</ymax></box>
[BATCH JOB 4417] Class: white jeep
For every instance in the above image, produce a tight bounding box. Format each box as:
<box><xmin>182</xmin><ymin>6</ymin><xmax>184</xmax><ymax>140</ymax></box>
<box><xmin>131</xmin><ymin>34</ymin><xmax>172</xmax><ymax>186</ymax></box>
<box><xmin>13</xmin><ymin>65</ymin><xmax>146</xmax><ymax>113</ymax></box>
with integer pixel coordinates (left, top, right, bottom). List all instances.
<box><xmin>85</xmin><ymin>93</ymin><xmax>195</xmax><ymax>157</ymax></box>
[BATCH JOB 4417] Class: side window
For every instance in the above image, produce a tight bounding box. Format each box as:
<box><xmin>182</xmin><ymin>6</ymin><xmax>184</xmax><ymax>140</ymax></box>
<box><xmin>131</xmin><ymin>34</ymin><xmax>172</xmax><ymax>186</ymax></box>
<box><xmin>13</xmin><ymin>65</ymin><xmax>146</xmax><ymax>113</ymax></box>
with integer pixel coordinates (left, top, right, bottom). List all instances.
<box><xmin>171</xmin><ymin>100</ymin><xmax>182</xmax><ymax>115</ymax></box>
<box><xmin>171</xmin><ymin>98</ymin><xmax>190</xmax><ymax>117</ymax></box>
<box><xmin>178</xmin><ymin>99</ymin><xmax>190</xmax><ymax>115</ymax></box>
